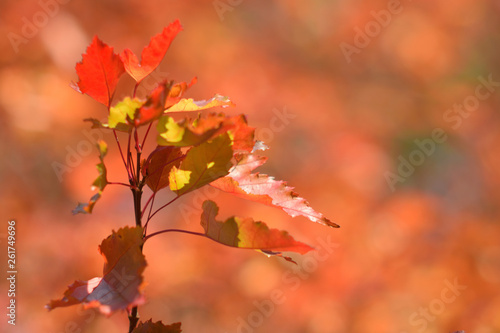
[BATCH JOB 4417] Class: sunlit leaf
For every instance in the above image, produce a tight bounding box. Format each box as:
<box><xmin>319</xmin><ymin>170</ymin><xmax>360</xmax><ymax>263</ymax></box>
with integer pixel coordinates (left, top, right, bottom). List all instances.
<box><xmin>142</xmin><ymin>146</ymin><xmax>184</xmax><ymax>192</ymax></box>
<box><xmin>210</xmin><ymin>153</ymin><xmax>339</xmax><ymax>228</ymax></box>
<box><xmin>121</xmin><ymin>20</ymin><xmax>182</xmax><ymax>83</ymax></box>
<box><xmin>169</xmin><ymin>134</ymin><xmax>233</xmax><ymax>195</ymax></box>
<box><xmin>164</xmin><ymin>78</ymin><xmax>197</xmax><ymax>109</ymax></box>
<box><xmin>72</xmin><ymin>140</ymin><xmax>108</xmax><ymax>214</ymax></box>
<box><xmin>108</xmin><ymin>97</ymin><xmax>144</xmax><ymax>132</ymax></box>
<box><xmin>73</xmin><ymin>36</ymin><xmax>124</xmax><ymax>107</ymax></box>
<box><xmin>46</xmin><ymin>227</ymin><xmax>146</xmax><ymax>315</ymax></box>
<box><xmin>227</xmin><ymin>114</ymin><xmax>255</xmax><ymax>152</ymax></box>
<box><xmin>157</xmin><ymin>114</ymin><xmax>226</xmax><ymax>147</ymax></box>
<box><xmin>157</xmin><ymin>113</ymin><xmax>253</xmax><ymax>149</ymax></box>
<box><xmin>132</xmin><ymin>81</ymin><xmax>170</xmax><ymax>127</ymax></box>
<box><xmin>132</xmin><ymin>320</ymin><xmax>182</xmax><ymax>333</ymax></box>
<box><xmin>85</xmin><ymin>82</ymin><xmax>170</xmax><ymax>132</ymax></box>
<box><xmin>166</xmin><ymin>94</ymin><xmax>234</xmax><ymax>112</ymax></box>
<box><xmin>201</xmin><ymin>200</ymin><xmax>313</xmax><ymax>258</ymax></box>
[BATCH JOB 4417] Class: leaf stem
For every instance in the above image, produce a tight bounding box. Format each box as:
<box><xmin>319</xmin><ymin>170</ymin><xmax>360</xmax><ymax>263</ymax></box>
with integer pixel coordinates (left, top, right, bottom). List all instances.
<box><xmin>133</xmin><ymin>83</ymin><xmax>139</xmax><ymax>98</ymax></box>
<box><xmin>134</xmin><ymin>128</ymin><xmax>141</xmax><ymax>153</ymax></box>
<box><xmin>141</xmin><ymin>122</ymin><xmax>153</xmax><ymax>149</ymax></box>
<box><xmin>142</xmin><ymin>192</ymin><xmax>156</xmax><ymax>235</ymax></box>
<box><xmin>113</xmin><ymin>130</ymin><xmax>131</xmax><ymax>179</ymax></box>
<box><xmin>147</xmin><ymin>194</ymin><xmax>182</xmax><ymax>223</ymax></box>
<box><xmin>129</xmin><ymin>152</ymin><xmax>136</xmax><ymax>184</ymax></box>
<box><xmin>126</xmin><ymin>131</ymin><xmax>133</xmax><ymax>183</ymax></box>
<box><xmin>107</xmin><ymin>181</ymin><xmax>132</xmax><ymax>187</ymax></box>
<box><xmin>144</xmin><ymin>228</ymin><xmax>205</xmax><ymax>242</ymax></box>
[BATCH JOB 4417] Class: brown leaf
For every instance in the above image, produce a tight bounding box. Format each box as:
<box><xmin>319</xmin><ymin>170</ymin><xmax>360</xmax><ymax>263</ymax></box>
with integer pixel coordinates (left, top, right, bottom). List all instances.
<box><xmin>142</xmin><ymin>146</ymin><xmax>184</xmax><ymax>192</ymax></box>
<box><xmin>46</xmin><ymin>227</ymin><xmax>146</xmax><ymax>315</ymax></box>
<box><xmin>132</xmin><ymin>320</ymin><xmax>182</xmax><ymax>333</ymax></box>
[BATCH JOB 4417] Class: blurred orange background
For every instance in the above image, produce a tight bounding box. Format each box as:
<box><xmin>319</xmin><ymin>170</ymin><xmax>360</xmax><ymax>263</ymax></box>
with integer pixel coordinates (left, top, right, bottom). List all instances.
<box><xmin>1</xmin><ymin>0</ymin><xmax>500</xmax><ymax>332</ymax></box>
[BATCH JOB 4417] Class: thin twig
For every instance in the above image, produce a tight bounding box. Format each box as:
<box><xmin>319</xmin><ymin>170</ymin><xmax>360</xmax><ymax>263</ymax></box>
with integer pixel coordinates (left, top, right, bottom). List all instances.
<box><xmin>141</xmin><ymin>122</ymin><xmax>153</xmax><ymax>149</ymax></box>
<box><xmin>144</xmin><ymin>228</ymin><xmax>205</xmax><ymax>242</ymax></box>
<box><xmin>107</xmin><ymin>182</ymin><xmax>132</xmax><ymax>187</ymax></box>
<box><xmin>126</xmin><ymin>132</ymin><xmax>132</xmax><ymax>183</ymax></box>
<box><xmin>113</xmin><ymin>130</ymin><xmax>131</xmax><ymax>179</ymax></box>
<box><xmin>147</xmin><ymin>194</ymin><xmax>182</xmax><ymax>223</ymax></box>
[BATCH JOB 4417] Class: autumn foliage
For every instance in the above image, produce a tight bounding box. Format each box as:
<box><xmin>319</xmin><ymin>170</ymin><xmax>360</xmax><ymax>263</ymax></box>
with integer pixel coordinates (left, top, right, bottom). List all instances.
<box><xmin>46</xmin><ymin>20</ymin><xmax>336</xmax><ymax>331</ymax></box>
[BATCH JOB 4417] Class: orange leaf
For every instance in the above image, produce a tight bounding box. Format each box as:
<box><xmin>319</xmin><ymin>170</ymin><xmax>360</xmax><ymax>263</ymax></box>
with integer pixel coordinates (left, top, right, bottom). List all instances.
<box><xmin>46</xmin><ymin>227</ymin><xmax>146</xmax><ymax>315</ymax></box>
<box><xmin>73</xmin><ymin>36</ymin><xmax>124</xmax><ymax>107</ymax></box>
<box><xmin>121</xmin><ymin>20</ymin><xmax>183</xmax><ymax>83</ymax></box>
<box><xmin>210</xmin><ymin>153</ymin><xmax>339</xmax><ymax>228</ymax></box>
<box><xmin>132</xmin><ymin>81</ymin><xmax>170</xmax><ymax>127</ymax></box>
<box><xmin>201</xmin><ymin>200</ymin><xmax>313</xmax><ymax>258</ymax></box>
<box><xmin>164</xmin><ymin>77</ymin><xmax>197</xmax><ymax>109</ymax></box>
<box><xmin>132</xmin><ymin>320</ymin><xmax>182</xmax><ymax>333</ymax></box>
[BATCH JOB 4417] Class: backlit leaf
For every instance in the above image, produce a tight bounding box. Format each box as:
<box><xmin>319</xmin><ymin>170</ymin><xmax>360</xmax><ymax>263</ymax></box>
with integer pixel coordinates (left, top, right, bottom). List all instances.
<box><xmin>210</xmin><ymin>153</ymin><xmax>339</xmax><ymax>228</ymax></box>
<box><xmin>73</xmin><ymin>36</ymin><xmax>124</xmax><ymax>107</ymax></box>
<box><xmin>132</xmin><ymin>81</ymin><xmax>170</xmax><ymax>127</ymax></box>
<box><xmin>46</xmin><ymin>226</ymin><xmax>146</xmax><ymax>315</ymax></box>
<box><xmin>142</xmin><ymin>146</ymin><xmax>184</xmax><ymax>192</ymax></box>
<box><xmin>201</xmin><ymin>200</ymin><xmax>313</xmax><ymax>257</ymax></box>
<box><xmin>132</xmin><ymin>320</ymin><xmax>182</xmax><ymax>333</ymax></box>
<box><xmin>108</xmin><ymin>97</ymin><xmax>144</xmax><ymax>132</ymax></box>
<box><xmin>169</xmin><ymin>133</ymin><xmax>233</xmax><ymax>195</ymax></box>
<box><xmin>121</xmin><ymin>20</ymin><xmax>182</xmax><ymax>83</ymax></box>
<box><xmin>227</xmin><ymin>114</ymin><xmax>255</xmax><ymax>152</ymax></box>
<box><xmin>157</xmin><ymin>113</ymin><xmax>253</xmax><ymax>149</ymax></box>
<box><xmin>164</xmin><ymin>78</ymin><xmax>197</xmax><ymax>109</ymax></box>
<box><xmin>166</xmin><ymin>94</ymin><xmax>234</xmax><ymax>112</ymax></box>
<box><xmin>72</xmin><ymin>140</ymin><xmax>108</xmax><ymax>214</ymax></box>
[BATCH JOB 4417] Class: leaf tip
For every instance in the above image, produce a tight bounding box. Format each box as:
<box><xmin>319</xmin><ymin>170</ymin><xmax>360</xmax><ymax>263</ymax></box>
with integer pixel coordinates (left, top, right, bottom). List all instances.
<box><xmin>72</xmin><ymin>203</ymin><xmax>89</xmax><ymax>215</ymax></box>
<box><xmin>323</xmin><ymin>218</ymin><xmax>340</xmax><ymax>228</ymax></box>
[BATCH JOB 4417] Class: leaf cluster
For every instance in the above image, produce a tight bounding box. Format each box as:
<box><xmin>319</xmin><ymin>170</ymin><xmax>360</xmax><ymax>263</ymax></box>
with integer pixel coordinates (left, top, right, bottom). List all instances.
<box><xmin>47</xmin><ymin>20</ymin><xmax>337</xmax><ymax>332</ymax></box>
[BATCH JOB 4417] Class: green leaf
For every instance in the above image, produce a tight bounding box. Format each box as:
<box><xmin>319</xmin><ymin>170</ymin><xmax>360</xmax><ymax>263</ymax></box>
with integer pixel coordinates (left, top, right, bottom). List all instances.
<box><xmin>157</xmin><ymin>114</ymin><xmax>226</xmax><ymax>147</ymax></box>
<box><xmin>157</xmin><ymin>113</ymin><xmax>254</xmax><ymax>150</ymax></box>
<box><xmin>200</xmin><ymin>200</ymin><xmax>313</xmax><ymax>258</ymax></box>
<box><xmin>108</xmin><ymin>97</ymin><xmax>144</xmax><ymax>132</ymax></box>
<box><xmin>169</xmin><ymin>133</ymin><xmax>233</xmax><ymax>195</ymax></box>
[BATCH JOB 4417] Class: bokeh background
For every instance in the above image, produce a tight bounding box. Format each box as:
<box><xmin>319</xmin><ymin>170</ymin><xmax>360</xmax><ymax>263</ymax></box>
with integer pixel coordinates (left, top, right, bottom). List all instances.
<box><xmin>1</xmin><ymin>0</ymin><xmax>500</xmax><ymax>332</ymax></box>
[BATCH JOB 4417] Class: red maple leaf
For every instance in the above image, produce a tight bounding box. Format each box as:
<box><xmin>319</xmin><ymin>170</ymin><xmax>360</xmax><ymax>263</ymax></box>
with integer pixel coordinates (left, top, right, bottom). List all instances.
<box><xmin>73</xmin><ymin>36</ymin><xmax>125</xmax><ymax>107</ymax></box>
<box><xmin>121</xmin><ymin>20</ymin><xmax>183</xmax><ymax>83</ymax></box>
